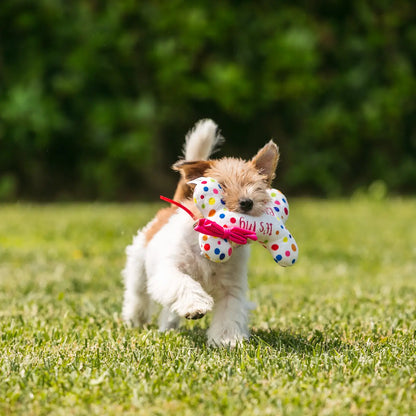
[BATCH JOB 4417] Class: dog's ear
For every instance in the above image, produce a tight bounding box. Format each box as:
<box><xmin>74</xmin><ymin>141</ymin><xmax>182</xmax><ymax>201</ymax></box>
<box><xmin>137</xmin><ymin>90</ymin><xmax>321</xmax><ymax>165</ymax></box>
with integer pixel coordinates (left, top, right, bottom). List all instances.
<box><xmin>172</xmin><ymin>160</ymin><xmax>213</xmax><ymax>181</ymax></box>
<box><xmin>251</xmin><ymin>140</ymin><xmax>280</xmax><ymax>185</ymax></box>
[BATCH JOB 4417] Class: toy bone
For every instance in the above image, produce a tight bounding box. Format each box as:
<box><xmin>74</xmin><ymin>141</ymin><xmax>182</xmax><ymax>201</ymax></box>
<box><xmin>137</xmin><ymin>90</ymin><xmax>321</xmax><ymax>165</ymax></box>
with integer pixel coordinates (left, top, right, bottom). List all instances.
<box><xmin>189</xmin><ymin>177</ymin><xmax>298</xmax><ymax>266</ymax></box>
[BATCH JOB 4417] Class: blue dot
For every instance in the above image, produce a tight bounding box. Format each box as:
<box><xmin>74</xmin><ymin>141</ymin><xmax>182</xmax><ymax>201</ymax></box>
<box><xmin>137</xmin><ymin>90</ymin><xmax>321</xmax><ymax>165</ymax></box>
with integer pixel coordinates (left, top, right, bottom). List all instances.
<box><xmin>280</xmin><ymin>225</ymin><xmax>284</xmax><ymax>229</ymax></box>
<box><xmin>224</xmin><ymin>239</ymin><xmax>228</xmax><ymax>243</ymax></box>
<box><xmin>220</xmin><ymin>199</ymin><xmax>225</xmax><ymax>205</ymax></box>
<box><xmin>274</xmin><ymin>207</ymin><xmax>280</xmax><ymax>212</ymax></box>
<box><xmin>218</xmin><ymin>184</ymin><xmax>222</xmax><ymax>189</ymax></box>
<box><xmin>203</xmin><ymin>186</ymin><xmax>209</xmax><ymax>192</ymax></box>
<box><xmin>219</xmin><ymin>213</ymin><xmax>225</xmax><ymax>219</ymax></box>
<box><xmin>292</xmin><ymin>259</ymin><xmax>296</xmax><ymax>264</ymax></box>
<box><xmin>289</xmin><ymin>234</ymin><xmax>292</xmax><ymax>239</ymax></box>
<box><xmin>282</xmin><ymin>198</ymin><xmax>286</xmax><ymax>203</ymax></box>
<box><xmin>275</xmin><ymin>255</ymin><xmax>282</xmax><ymax>262</ymax></box>
<box><xmin>219</xmin><ymin>253</ymin><xmax>225</xmax><ymax>260</ymax></box>
<box><xmin>214</xmin><ymin>248</ymin><xmax>220</xmax><ymax>255</ymax></box>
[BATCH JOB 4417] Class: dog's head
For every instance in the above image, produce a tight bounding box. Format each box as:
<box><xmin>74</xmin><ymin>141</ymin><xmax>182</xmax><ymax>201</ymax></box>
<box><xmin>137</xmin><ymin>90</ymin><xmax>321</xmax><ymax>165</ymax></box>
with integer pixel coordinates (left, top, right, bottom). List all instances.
<box><xmin>174</xmin><ymin>141</ymin><xmax>279</xmax><ymax>217</ymax></box>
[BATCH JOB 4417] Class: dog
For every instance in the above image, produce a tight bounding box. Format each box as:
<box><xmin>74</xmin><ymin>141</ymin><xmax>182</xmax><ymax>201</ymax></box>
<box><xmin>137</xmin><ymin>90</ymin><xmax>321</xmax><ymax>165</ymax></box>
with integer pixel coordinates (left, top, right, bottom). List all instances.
<box><xmin>122</xmin><ymin>119</ymin><xmax>280</xmax><ymax>346</ymax></box>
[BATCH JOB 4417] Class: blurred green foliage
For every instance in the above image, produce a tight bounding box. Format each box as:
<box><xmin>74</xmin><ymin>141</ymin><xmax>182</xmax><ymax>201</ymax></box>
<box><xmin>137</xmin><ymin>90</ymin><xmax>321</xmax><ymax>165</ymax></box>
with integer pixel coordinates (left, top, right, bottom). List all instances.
<box><xmin>0</xmin><ymin>0</ymin><xmax>415</xmax><ymax>200</ymax></box>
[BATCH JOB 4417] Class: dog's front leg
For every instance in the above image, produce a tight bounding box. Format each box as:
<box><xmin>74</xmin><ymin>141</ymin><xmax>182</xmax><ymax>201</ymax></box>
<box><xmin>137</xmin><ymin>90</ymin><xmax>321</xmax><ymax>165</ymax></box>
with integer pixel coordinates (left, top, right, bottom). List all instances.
<box><xmin>207</xmin><ymin>292</ymin><xmax>250</xmax><ymax>347</ymax></box>
<box><xmin>147</xmin><ymin>264</ymin><xmax>214</xmax><ymax>321</ymax></box>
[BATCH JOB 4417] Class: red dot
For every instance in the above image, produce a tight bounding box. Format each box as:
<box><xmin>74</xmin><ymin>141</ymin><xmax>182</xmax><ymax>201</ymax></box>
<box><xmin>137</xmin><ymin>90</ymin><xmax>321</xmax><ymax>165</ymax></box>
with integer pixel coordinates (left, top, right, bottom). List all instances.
<box><xmin>230</xmin><ymin>217</ymin><xmax>236</xmax><ymax>224</ymax></box>
<box><xmin>200</xmin><ymin>195</ymin><xmax>204</xmax><ymax>199</ymax></box>
<box><xmin>285</xmin><ymin>250</ymin><xmax>290</xmax><ymax>257</ymax></box>
<box><xmin>271</xmin><ymin>244</ymin><xmax>279</xmax><ymax>251</ymax></box>
<box><xmin>204</xmin><ymin>244</ymin><xmax>211</xmax><ymax>251</ymax></box>
<box><xmin>284</xmin><ymin>208</ymin><xmax>288</xmax><ymax>215</ymax></box>
<box><xmin>213</xmin><ymin>189</ymin><xmax>219</xmax><ymax>194</ymax></box>
<box><xmin>275</xmin><ymin>201</ymin><xmax>280</xmax><ymax>205</ymax></box>
<box><xmin>228</xmin><ymin>247</ymin><xmax>233</xmax><ymax>256</ymax></box>
<box><xmin>201</xmin><ymin>180</ymin><xmax>207</xmax><ymax>184</ymax></box>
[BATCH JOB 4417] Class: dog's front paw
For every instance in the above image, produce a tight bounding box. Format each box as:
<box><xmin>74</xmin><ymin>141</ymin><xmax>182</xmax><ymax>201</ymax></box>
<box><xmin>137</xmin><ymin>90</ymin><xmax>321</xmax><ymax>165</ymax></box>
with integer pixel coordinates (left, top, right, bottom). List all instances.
<box><xmin>171</xmin><ymin>292</ymin><xmax>214</xmax><ymax>320</ymax></box>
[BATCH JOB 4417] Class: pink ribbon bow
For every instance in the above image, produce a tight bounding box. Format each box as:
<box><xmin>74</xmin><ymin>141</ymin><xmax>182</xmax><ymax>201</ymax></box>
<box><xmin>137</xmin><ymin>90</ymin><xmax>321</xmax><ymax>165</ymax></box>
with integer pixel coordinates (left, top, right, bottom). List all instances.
<box><xmin>194</xmin><ymin>218</ymin><xmax>258</xmax><ymax>245</ymax></box>
<box><xmin>159</xmin><ymin>195</ymin><xmax>257</xmax><ymax>245</ymax></box>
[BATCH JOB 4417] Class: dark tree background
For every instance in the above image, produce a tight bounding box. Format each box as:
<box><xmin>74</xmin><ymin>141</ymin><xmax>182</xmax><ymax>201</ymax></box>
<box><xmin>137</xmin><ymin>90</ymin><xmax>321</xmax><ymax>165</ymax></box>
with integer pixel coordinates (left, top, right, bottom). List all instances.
<box><xmin>0</xmin><ymin>0</ymin><xmax>415</xmax><ymax>200</ymax></box>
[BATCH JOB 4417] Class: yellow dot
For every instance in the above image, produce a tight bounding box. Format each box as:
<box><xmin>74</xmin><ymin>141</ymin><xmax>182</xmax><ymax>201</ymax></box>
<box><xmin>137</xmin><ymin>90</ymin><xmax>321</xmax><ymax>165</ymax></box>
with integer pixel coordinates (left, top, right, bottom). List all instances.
<box><xmin>283</xmin><ymin>237</ymin><xmax>288</xmax><ymax>242</ymax></box>
<box><xmin>194</xmin><ymin>198</ymin><xmax>197</xmax><ymax>204</ymax></box>
<box><xmin>209</xmin><ymin>197</ymin><xmax>216</xmax><ymax>205</ymax></box>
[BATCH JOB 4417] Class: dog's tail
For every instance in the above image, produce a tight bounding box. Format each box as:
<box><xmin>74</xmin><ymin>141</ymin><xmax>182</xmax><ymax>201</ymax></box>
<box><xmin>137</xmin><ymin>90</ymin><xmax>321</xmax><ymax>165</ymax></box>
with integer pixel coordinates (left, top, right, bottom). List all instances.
<box><xmin>173</xmin><ymin>119</ymin><xmax>224</xmax><ymax>201</ymax></box>
<box><xmin>182</xmin><ymin>119</ymin><xmax>224</xmax><ymax>161</ymax></box>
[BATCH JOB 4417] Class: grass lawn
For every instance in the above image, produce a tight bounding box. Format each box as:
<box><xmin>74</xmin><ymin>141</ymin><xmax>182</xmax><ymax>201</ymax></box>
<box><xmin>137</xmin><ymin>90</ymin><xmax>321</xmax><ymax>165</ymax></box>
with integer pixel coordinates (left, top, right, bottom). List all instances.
<box><xmin>1</xmin><ymin>198</ymin><xmax>415</xmax><ymax>415</ymax></box>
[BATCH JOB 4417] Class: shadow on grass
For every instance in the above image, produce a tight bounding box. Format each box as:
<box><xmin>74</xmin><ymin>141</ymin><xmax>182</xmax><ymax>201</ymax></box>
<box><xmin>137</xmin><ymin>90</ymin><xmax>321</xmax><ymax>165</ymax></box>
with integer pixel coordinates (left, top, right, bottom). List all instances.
<box><xmin>250</xmin><ymin>328</ymin><xmax>346</xmax><ymax>354</ymax></box>
<box><xmin>178</xmin><ymin>325</ymin><xmax>346</xmax><ymax>354</ymax></box>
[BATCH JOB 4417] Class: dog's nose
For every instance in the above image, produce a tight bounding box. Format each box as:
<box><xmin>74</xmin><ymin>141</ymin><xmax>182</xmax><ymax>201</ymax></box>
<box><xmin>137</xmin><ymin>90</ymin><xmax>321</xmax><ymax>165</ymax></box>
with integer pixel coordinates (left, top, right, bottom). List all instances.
<box><xmin>239</xmin><ymin>198</ymin><xmax>254</xmax><ymax>212</ymax></box>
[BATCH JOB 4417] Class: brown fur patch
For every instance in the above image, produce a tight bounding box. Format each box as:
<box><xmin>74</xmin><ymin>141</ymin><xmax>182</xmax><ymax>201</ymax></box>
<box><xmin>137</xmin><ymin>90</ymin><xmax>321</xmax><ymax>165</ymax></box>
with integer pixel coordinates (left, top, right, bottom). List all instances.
<box><xmin>173</xmin><ymin>177</ymin><xmax>193</xmax><ymax>202</ymax></box>
<box><xmin>172</xmin><ymin>160</ymin><xmax>213</xmax><ymax>203</ymax></box>
<box><xmin>144</xmin><ymin>201</ymin><xmax>202</xmax><ymax>245</ymax></box>
<box><xmin>144</xmin><ymin>206</ymin><xmax>177</xmax><ymax>244</ymax></box>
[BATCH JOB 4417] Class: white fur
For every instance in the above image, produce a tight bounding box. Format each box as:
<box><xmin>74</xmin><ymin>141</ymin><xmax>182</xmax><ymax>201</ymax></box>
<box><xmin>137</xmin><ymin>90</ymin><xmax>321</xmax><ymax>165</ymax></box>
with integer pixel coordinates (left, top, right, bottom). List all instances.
<box><xmin>122</xmin><ymin>209</ymin><xmax>252</xmax><ymax>347</ymax></box>
<box><xmin>183</xmin><ymin>119</ymin><xmax>224</xmax><ymax>160</ymax></box>
<box><xmin>122</xmin><ymin>119</ymin><xmax>253</xmax><ymax>347</ymax></box>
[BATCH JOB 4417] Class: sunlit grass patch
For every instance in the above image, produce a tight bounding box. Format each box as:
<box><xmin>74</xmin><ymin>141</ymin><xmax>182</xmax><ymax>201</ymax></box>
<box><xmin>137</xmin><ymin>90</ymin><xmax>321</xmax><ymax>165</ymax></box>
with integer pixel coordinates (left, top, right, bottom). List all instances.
<box><xmin>1</xmin><ymin>199</ymin><xmax>416</xmax><ymax>415</ymax></box>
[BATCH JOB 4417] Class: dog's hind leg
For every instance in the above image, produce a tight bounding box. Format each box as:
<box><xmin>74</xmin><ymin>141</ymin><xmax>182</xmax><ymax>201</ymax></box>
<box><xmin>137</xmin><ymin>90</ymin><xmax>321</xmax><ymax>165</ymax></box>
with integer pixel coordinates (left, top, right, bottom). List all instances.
<box><xmin>158</xmin><ymin>307</ymin><xmax>181</xmax><ymax>332</ymax></box>
<box><xmin>122</xmin><ymin>231</ymin><xmax>152</xmax><ymax>327</ymax></box>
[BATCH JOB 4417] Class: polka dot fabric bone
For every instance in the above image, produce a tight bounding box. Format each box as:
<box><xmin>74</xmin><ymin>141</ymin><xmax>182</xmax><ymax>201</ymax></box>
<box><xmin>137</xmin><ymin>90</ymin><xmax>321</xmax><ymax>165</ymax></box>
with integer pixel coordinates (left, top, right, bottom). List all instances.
<box><xmin>189</xmin><ymin>177</ymin><xmax>298</xmax><ymax>266</ymax></box>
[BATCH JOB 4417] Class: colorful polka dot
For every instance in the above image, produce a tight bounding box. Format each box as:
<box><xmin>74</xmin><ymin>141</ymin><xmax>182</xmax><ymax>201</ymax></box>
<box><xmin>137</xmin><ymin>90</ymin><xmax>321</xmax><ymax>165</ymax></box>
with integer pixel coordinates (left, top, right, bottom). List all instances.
<box><xmin>204</xmin><ymin>243</ymin><xmax>210</xmax><ymax>251</ymax></box>
<box><xmin>200</xmin><ymin>195</ymin><xmax>204</xmax><ymax>199</ymax></box>
<box><xmin>283</xmin><ymin>237</ymin><xmax>288</xmax><ymax>242</ymax></box>
<box><xmin>275</xmin><ymin>230</ymin><xmax>279</xmax><ymax>235</ymax></box>
<box><xmin>230</xmin><ymin>217</ymin><xmax>236</xmax><ymax>224</ymax></box>
<box><xmin>275</xmin><ymin>254</ymin><xmax>282</xmax><ymax>262</ymax></box>
<box><xmin>271</xmin><ymin>244</ymin><xmax>279</xmax><ymax>251</ymax></box>
<box><xmin>219</xmin><ymin>253</ymin><xmax>225</xmax><ymax>260</ymax></box>
<box><xmin>220</xmin><ymin>199</ymin><xmax>225</xmax><ymax>205</ymax></box>
<box><xmin>219</xmin><ymin>213</ymin><xmax>225</xmax><ymax>219</ymax></box>
<box><xmin>202</xmin><ymin>235</ymin><xmax>208</xmax><ymax>241</ymax></box>
<box><xmin>208</xmin><ymin>209</ymin><xmax>216</xmax><ymax>217</ymax></box>
<box><xmin>201</xmin><ymin>180</ymin><xmax>207</xmax><ymax>184</ymax></box>
<box><xmin>284</xmin><ymin>208</ymin><xmax>288</xmax><ymax>215</ymax></box>
<box><xmin>209</xmin><ymin>197</ymin><xmax>216</xmax><ymax>205</ymax></box>
<box><xmin>213</xmin><ymin>189</ymin><xmax>219</xmax><ymax>194</ymax></box>
<box><xmin>203</xmin><ymin>186</ymin><xmax>209</xmax><ymax>192</ymax></box>
<box><xmin>228</xmin><ymin>247</ymin><xmax>232</xmax><ymax>256</ymax></box>
<box><xmin>291</xmin><ymin>244</ymin><xmax>297</xmax><ymax>251</ymax></box>
<box><xmin>274</xmin><ymin>207</ymin><xmax>280</xmax><ymax>212</ymax></box>
<box><xmin>214</xmin><ymin>248</ymin><xmax>220</xmax><ymax>255</ymax></box>
<box><xmin>285</xmin><ymin>250</ymin><xmax>290</xmax><ymax>257</ymax></box>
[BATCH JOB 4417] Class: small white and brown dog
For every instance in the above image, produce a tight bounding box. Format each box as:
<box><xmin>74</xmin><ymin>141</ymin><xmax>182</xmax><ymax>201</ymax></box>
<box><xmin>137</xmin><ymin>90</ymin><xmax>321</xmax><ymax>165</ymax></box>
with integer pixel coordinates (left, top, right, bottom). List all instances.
<box><xmin>122</xmin><ymin>119</ymin><xmax>280</xmax><ymax>347</ymax></box>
